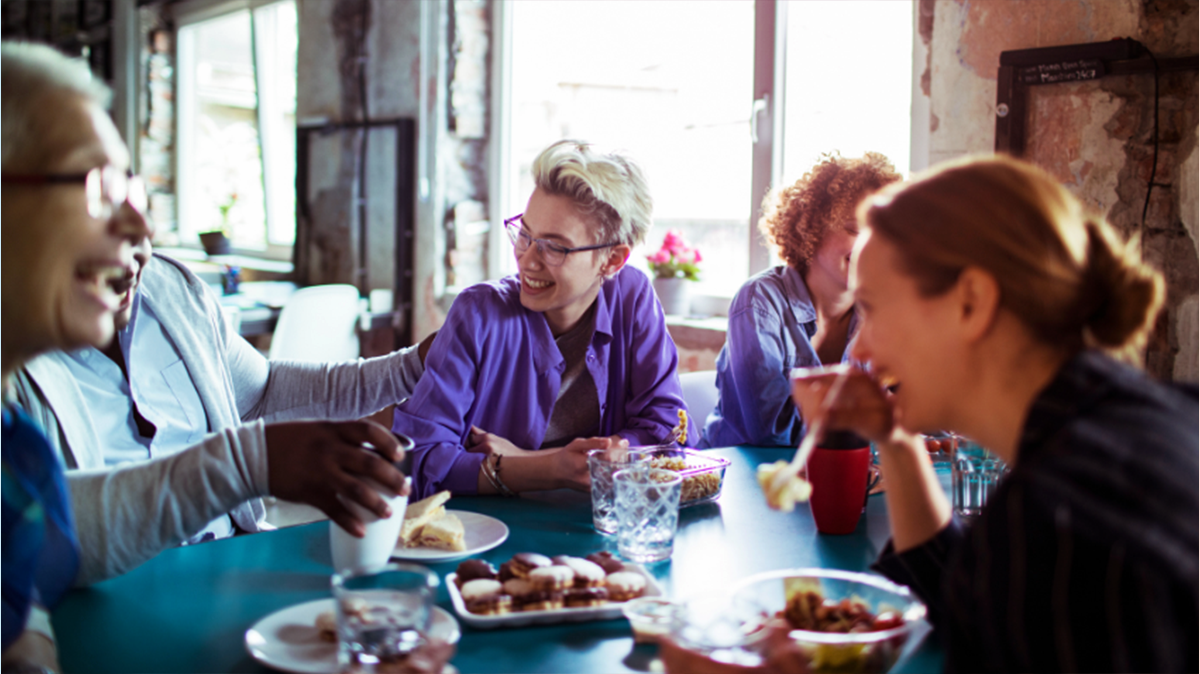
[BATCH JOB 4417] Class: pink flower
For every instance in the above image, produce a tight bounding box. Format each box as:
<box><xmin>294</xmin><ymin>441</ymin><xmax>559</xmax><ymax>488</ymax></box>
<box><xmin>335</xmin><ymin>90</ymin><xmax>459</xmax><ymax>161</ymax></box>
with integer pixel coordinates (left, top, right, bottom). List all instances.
<box><xmin>648</xmin><ymin>249</ymin><xmax>671</xmax><ymax>265</ymax></box>
<box><xmin>693</xmin><ymin>248</ymin><xmax>703</xmax><ymax>263</ymax></box>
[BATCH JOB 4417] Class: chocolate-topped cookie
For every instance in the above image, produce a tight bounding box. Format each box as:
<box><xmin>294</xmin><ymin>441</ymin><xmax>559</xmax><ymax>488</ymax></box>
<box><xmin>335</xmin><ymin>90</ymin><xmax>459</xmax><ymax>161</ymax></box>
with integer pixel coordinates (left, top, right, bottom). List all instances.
<box><xmin>454</xmin><ymin>559</ymin><xmax>498</xmax><ymax>588</ymax></box>
<box><xmin>528</xmin><ymin>565</ymin><xmax>574</xmax><ymax>591</ymax></box>
<box><xmin>556</xmin><ymin>556</ymin><xmax>606</xmax><ymax>588</ymax></box>
<box><xmin>509</xmin><ymin>552</ymin><xmax>552</xmax><ymax>578</ymax></box>
<box><xmin>585</xmin><ymin>550</ymin><xmax>625</xmax><ymax>574</ymax></box>
<box><xmin>564</xmin><ymin>586</ymin><xmax>609</xmax><ymax>608</ymax></box>
<box><xmin>605</xmin><ymin>571</ymin><xmax>646</xmax><ymax>601</ymax></box>
<box><xmin>460</xmin><ymin>579</ymin><xmax>512</xmax><ymax>616</ymax></box>
<box><xmin>498</xmin><ymin>560</ymin><xmax>517</xmax><ymax>582</ymax></box>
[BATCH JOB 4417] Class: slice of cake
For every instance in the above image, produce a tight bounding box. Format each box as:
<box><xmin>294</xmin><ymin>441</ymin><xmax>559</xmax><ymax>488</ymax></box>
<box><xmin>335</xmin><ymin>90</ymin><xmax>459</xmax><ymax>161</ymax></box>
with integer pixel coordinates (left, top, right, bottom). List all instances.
<box><xmin>399</xmin><ymin>490</ymin><xmax>451</xmax><ymax>546</ymax></box>
<box><xmin>416</xmin><ymin>512</ymin><xmax>466</xmax><ymax>551</ymax></box>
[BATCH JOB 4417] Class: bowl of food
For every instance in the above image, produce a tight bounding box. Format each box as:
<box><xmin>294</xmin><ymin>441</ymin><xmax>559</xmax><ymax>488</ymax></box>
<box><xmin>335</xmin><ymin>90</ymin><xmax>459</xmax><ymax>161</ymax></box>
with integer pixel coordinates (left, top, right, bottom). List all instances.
<box><xmin>640</xmin><ymin>447</ymin><xmax>730</xmax><ymax>507</ymax></box>
<box><xmin>727</xmin><ymin>568</ymin><xmax>927</xmax><ymax>674</ymax></box>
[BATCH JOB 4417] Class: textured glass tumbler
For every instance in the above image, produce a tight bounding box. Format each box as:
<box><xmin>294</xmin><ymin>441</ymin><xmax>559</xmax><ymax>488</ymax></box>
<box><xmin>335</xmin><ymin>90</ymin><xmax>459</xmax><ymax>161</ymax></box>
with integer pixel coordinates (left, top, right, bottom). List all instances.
<box><xmin>588</xmin><ymin>448</ymin><xmax>647</xmax><ymax>534</ymax></box>
<box><xmin>951</xmin><ymin>438</ymin><xmax>1008</xmax><ymax>519</ymax></box>
<box><xmin>332</xmin><ymin>563</ymin><xmax>438</xmax><ymax>673</ymax></box>
<box><xmin>614</xmin><ymin>467</ymin><xmax>682</xmax><ymax>563</ymax></box>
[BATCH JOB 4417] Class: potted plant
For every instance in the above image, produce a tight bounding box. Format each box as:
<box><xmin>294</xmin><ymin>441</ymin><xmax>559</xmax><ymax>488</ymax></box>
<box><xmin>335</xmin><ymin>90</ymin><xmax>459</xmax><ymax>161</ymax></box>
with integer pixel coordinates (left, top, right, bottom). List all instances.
<box><xmin>646</xmin><ymin>229</ymin><xmax>701</xmax><ymax>316</ymax></box>
<box><xmin>199</xmin><ymin>191</ymin><xmax>237</xmax><ymax>256</ymax></box>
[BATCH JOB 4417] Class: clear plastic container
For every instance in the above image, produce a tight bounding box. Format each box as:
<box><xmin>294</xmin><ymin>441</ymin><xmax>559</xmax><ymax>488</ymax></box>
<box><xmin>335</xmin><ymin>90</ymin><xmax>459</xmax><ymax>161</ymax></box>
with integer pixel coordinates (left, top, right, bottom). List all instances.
<box><xmin>638</xmin><ymin>447</ymin><xmax>731</xmax><ymax>507</ymax></box>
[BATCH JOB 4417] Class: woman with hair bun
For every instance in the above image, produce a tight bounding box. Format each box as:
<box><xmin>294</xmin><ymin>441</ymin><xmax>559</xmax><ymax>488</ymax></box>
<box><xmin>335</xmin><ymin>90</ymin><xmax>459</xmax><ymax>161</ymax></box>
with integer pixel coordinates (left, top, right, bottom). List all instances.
<box><xmin>701</xmin><ymin>152</ymin><xmax>901</xmax><ymax>447</ymax></box>
<box><xmin>792</xmin><ymin>155</ymin><xmax>1197</xmax><ymax>673</ymax></box>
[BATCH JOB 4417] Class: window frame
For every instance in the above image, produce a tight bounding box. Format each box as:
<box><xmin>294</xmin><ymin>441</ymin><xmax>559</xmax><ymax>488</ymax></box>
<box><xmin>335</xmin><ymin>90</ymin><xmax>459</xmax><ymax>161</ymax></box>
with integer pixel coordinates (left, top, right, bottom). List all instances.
<box><xmin>171</xmin><ymin>0</ymin><xmax>296</xmax><ymax>262</ymax></box>
<box><xmin>489</xmin><ymin>0</ymin><xmax>926</xmax><ymax>314</ymax></box>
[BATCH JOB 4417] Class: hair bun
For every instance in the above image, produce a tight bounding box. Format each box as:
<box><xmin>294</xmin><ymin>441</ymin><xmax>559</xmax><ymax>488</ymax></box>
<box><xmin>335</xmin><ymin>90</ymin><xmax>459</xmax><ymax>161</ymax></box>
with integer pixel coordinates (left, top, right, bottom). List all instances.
<box><xmin>1081</xmin><ymin>219</ymin><xmax>1164</xmax><ymax>352</ymax></box>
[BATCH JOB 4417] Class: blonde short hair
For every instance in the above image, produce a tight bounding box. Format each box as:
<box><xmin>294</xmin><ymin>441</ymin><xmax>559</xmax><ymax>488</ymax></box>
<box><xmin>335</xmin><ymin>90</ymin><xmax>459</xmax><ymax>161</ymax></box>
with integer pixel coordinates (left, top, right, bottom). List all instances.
<box><xmin>531</xmin><ymin>140</ymin><xmax>652</xmax><ymax>247</ymax></box>
<box><xmin>2</xmin><ymin>41</ymin><xmax>112</xmax><ymax>171</ymax></box>
<box><xmin>859</xmin><ymin>155</ymin><xmax>1164</xmax><ymax>364</ymax></box>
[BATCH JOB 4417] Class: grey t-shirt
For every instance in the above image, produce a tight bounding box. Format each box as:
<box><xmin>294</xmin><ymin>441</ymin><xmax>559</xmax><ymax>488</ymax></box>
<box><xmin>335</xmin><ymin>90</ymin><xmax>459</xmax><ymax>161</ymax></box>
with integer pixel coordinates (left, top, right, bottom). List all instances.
<box><xmin>541</xmin><ymin>303</ymin><xmax>600</xmax><ymax>448</ymax></box>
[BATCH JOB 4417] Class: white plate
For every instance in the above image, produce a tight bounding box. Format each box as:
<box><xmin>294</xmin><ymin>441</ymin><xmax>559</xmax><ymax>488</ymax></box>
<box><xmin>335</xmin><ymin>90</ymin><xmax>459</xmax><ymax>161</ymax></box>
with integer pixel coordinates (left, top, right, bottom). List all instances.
<box><xmin>244</xmin><ymin>599</ymin><xmax>460</xmax><ymax>674</ymax></box>
<box><xmin>391</xmin><ymin>510</ymin><xmax>509</xmax><ymax>563</ymax></box>
<box><xmin>445</xmin><ymin>564</ymin><xmax>664</xmax><ymax>629</ymax></box>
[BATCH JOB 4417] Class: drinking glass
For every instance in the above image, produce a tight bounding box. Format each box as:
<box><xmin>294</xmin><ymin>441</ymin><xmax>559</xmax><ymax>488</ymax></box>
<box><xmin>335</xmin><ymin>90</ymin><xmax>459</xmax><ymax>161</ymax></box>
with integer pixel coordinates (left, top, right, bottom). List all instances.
<box><xmin>331</xmin><ymin>563</ymin><xmax>438</xmax><ymax>673</ymax></box>
<box><xmin>614</xmin><ymin>467</ymin><xmax>682</xmax><ymax>563</ymax></box>
<box><xmin>951</xmin><ymin>437</ymin><xmax>1008</xmax><ymax>519</ymax></box>
<box><xmin>588</xmin><ymin>447</ymin><xmax>647</xmax><ymax>534</ymax></box>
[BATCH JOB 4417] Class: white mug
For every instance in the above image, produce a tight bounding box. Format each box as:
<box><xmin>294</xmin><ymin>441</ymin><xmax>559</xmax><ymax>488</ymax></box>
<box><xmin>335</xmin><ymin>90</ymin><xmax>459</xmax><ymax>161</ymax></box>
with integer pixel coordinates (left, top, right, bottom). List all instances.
<box><xmin>329</xmin><ymin>476</ymin><xmax>411</xmax><ymax>573</ymax></box>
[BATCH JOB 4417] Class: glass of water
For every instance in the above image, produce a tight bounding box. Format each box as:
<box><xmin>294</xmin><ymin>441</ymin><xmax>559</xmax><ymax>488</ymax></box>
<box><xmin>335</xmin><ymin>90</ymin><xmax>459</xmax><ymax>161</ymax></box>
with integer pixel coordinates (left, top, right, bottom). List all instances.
<box><xmin>951</xmin><ymin>437</ymin><xmax>1008</xmax><ymax>519</ymax></box>
<box><xmin>588</xmin><ymin>447</ymin><xmax>647</xmax><ymax>534</ymax></box>
<box><xmin>614</xmin><ymin>467</ymin><xmax>682</xmax><ymax>563</ymax></box>
<box><xmin>331</xmin><ymin>563</ymin><xmax>438</xmax><ymax>673</ymax></box>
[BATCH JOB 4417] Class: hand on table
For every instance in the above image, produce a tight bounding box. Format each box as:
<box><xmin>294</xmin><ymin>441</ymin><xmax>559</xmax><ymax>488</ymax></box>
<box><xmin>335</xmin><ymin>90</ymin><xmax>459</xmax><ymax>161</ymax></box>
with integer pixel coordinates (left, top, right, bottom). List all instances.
<box><xmin>790</xmin><ymin>366</ymin><xmax>895</xmax><ymax>445</ymax></box>
<box><xmin>264</xmin><ymin>419</ymin><xmax>409</xmax><ymax>537</ymax></box>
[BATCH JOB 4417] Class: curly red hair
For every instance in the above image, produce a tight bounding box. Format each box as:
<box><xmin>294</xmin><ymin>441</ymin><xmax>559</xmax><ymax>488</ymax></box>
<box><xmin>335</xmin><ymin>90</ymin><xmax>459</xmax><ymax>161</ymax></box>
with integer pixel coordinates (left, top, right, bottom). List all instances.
<box><xmin>759</xmin><ymin>152</ymin><xmax>901</xmax><ymax>274</ymax></box>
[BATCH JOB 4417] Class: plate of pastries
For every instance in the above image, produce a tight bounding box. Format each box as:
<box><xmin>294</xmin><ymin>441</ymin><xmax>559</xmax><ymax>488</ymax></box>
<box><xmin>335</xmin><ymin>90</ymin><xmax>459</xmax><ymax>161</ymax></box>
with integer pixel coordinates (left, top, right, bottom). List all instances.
<box><xmin>446</xmin><ymin>551</ymin><xmax>663</xmax><ymax>628</ymax></box>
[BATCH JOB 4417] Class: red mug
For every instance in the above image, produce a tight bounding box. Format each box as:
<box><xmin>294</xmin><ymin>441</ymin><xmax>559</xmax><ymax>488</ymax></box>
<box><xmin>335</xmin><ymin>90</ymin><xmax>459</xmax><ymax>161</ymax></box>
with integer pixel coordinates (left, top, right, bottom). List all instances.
<box><xmin>808</xmin><ymin>430</ymin><xmax>873</xmax><ymax>535</ymax></box>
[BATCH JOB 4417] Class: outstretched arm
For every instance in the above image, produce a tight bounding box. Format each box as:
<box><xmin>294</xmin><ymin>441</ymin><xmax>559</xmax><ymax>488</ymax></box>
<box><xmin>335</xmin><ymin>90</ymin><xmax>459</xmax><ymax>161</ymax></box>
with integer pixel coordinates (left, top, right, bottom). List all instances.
<box><xmin>229</xmin><ymin>327</ymin><xmax>427</xmax><ymax>424</ymax></box>
<box><xmin>68</xmin><ymin>418</ymin><xmax>407</xmax><ymax>585</ymax></box>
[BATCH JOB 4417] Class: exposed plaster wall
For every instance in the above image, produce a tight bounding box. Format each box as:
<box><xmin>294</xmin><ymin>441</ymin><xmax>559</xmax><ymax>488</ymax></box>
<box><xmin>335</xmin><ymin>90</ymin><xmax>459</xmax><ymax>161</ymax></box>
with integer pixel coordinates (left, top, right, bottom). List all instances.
<box><xmin>295</xmin><ymin>0</ymin><xmax>490</xmax><ymax>344</ymax></box>
<box><xmin>296</xmin><ymin>0</ymin><xmax>444</xmax><ymax>342</ymax></box>
<box><xmin>296</xmin><ymin>0</ymin><xmax>421</xmax><ymax>317</ymax></box>
<box><xmin>927</xmin><ymin>0</ymin><xmax>1199</xmax><ymax>381</ymax></box>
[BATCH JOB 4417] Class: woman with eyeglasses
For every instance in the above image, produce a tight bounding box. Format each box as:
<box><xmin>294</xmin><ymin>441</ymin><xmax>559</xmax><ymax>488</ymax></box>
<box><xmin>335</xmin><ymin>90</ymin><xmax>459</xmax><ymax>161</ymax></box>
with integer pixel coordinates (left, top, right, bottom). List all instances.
<box><xmin>1</xmin><ymin>41</ymin><xmax>152</xmax><ymax>670</ymax></box>
<box><xmin>394</xmin><ymin>140</ymin><xmax>695</xmax><ymax>498</ymax></box>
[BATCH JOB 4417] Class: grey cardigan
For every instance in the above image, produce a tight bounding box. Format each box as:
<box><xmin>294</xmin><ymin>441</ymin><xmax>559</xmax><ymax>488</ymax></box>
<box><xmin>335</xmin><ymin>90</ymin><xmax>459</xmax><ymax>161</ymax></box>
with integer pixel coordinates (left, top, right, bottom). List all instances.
<box><xmin>13</xmin><ymin>254</ymin><xmax>423</xmax><ymax>585</ymax></box>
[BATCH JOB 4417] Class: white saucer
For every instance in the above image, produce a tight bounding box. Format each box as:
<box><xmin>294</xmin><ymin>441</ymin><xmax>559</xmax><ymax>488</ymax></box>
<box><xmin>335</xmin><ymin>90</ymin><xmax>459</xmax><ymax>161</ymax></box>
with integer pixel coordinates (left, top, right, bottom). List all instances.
<box><xmin>391</xmin><ymin>510</ymin><xmax>509</xmax><ymax>563</ymax></box>
<box><xmin>245</xmin><ymin>599</ymin><xmax>459</xmax><ymax>674</ymax></box>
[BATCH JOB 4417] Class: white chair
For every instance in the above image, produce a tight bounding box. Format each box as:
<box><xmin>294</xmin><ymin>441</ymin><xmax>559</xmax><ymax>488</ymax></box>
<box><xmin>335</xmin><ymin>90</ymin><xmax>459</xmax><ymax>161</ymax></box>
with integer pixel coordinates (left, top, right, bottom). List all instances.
<box><xmin>268</xmin><ymin>284</ymin><xmax>361</xmax><ymax>362</ymax></box>
<box><xmin>679</xmin><ymin>369</ymin><xmax>720</xmax><ymax>428</ymax></box>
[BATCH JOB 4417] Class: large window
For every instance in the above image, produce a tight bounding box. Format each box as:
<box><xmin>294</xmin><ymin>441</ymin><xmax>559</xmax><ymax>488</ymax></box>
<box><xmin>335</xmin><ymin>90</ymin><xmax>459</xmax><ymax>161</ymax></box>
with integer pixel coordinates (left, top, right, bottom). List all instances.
<box><xmin>175</xmin><ymin>0</ymin><xmax>297</xmax><ymax>256</ymax></box>
<box><xmin>781</xmin><ymin>1</ymin><xmax>913</xmax><ymax>182</ymax></box>
<box><xmin>499</xmin><ymin>1</ymin><xmax>915</xmax><ymax>301</ymax></box>
<box><xmin>503</xmin><ymin>0</ymin><xmax>754</xmax><ymax>297</ymax></box>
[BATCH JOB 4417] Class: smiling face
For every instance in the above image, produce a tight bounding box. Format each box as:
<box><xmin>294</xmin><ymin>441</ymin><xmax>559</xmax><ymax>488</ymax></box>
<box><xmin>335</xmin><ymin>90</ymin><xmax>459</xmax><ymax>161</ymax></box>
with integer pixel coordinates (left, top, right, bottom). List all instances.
<box><xmin>808</xmin><ymin>221</ymin><xmax>859</xmax><ymax>291</ymax></box>
<box><xmin>848</xmin><ymin>229</ymin><xmax>966</xmax><ymax>434</ymax></box>
<box><xmin>515</xmin><ymin>188</ymin><xmax>630</xmax><ymax>336</ymax></box>
<box><xmin>112</xmin><ymin>235</ymin><xmax>153</xmax><ymax>332</ymax></box>
<box><xmin>1</xmin><ymin>92</ymin><xmax>150</xmax><ymax>372</ymax></box>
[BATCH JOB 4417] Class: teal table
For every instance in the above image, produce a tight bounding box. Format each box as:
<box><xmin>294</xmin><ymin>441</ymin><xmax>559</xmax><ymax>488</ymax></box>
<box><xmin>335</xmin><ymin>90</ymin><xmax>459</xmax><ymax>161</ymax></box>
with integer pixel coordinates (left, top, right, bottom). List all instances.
<box><xmin>52</xmin><ymin>446</ymin><xmax>942</xmax><ymax>673</ymax></box>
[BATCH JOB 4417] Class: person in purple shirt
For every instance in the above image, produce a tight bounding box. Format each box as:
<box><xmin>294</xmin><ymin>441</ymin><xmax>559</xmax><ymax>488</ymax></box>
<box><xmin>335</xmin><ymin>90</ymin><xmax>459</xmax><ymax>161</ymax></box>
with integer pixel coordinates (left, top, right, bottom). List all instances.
<box><xmin>701</xmin><ymin>153</ymin><xmax>900</xmax><ymax>448</ymax></box>
<box><xmin>395</xmin><ymin>140</ymin><xmax>696</xmax><ymax>498</ymax></box>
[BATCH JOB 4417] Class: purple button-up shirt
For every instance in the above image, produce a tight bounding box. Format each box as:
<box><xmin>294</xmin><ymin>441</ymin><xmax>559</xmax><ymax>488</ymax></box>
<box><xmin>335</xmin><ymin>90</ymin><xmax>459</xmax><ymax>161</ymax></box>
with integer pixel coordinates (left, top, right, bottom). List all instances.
<box><xmin>394</xmin><ymin>266</ymin><xmax>695</xmax><ymax>498</ymax></box>
<box><xmin>700</xmin><ymin>265</ymin><xmax>857</xmax><ymax>448</ymax></box>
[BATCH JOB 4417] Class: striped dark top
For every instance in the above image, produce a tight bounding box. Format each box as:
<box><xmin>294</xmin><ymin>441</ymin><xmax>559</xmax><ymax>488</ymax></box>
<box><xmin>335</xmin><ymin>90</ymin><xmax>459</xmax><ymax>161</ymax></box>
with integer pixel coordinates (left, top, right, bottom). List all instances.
<box><xmin>874</xmin><ymin>350</ymin><xmax>1198</xmax><ymax>673</ymax></box>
